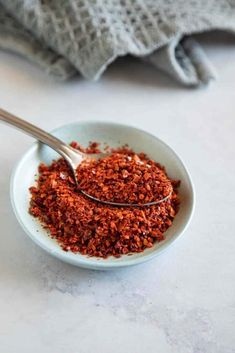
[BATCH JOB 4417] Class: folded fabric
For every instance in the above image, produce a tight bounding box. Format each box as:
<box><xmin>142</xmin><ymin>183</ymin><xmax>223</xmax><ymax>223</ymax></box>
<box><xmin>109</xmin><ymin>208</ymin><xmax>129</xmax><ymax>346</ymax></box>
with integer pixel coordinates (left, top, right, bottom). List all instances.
<box><xmin>0</xmin><ymin>0</ymin><xmax>234</xmax><ymax>86</ymax></box>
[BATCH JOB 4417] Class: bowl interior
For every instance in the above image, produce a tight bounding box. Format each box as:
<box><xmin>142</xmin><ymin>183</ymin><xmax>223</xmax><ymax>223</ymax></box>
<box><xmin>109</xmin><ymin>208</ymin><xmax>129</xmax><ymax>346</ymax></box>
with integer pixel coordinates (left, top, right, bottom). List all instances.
<box><xmin>11</xmin><ymin>121</ymin><xmax>194</xmax><ymax>269</ymax></box>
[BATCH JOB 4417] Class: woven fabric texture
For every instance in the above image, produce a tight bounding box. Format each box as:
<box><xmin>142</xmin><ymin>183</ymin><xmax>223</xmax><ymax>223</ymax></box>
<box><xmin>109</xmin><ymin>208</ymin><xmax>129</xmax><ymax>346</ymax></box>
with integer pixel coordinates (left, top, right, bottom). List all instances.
<box><xmin>0</xmin><ymin>0</ymin><xmax>235</xmax><ymax>86</ymax></box>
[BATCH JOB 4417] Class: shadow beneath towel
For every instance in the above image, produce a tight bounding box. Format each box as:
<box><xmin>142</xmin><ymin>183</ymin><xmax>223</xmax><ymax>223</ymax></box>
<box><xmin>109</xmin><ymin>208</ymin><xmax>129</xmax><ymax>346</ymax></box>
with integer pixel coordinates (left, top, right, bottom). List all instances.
<box><xmin>194</xmin><ymin>30</ymin><xmax>235</xmax><ymax>47</ymax></box>
<box><xmin>101</xmin><ymin>56</ymin><xmax>184</xmax><ymax>91</ymax></box>
<box><xmin>96</xmin><ymin>30</ymin><xmax>235</xmax><ymax>90</ymax></box>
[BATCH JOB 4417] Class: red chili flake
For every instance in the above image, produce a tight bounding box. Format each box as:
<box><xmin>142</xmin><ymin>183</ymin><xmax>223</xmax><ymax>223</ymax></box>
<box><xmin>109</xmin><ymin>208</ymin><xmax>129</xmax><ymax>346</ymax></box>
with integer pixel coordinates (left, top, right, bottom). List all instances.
<box><xmin>76</xmin><ymin>150</ymin><xmax>173</xmax><ymax>205</ymax></box>
<box><xmin>29</xmin><ymin>142</ymin><xmax>180</xmax><ymax>258</ymax></box>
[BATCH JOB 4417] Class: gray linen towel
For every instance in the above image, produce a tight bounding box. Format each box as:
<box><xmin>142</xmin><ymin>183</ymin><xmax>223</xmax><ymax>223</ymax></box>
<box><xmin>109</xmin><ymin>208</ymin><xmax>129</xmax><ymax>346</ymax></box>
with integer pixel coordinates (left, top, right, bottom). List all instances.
<box><xmin>0</xmin><ymin>0</ymin><xmax>234</xmax><ymax>86</ymax></box>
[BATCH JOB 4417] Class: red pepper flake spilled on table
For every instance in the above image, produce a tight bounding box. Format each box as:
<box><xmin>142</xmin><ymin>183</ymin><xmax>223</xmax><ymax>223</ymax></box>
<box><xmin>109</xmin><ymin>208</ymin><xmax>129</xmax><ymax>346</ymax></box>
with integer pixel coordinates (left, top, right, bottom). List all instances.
<box><xmin>29</xmin><ymin>142</ymin><xmax>180</xmax><ymax>258</ymax></box>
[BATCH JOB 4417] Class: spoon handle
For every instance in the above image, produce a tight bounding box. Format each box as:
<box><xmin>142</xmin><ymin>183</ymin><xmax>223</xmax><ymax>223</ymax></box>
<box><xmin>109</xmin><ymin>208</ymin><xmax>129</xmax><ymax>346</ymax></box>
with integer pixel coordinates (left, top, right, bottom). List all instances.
<box><xmin>0</xmin><ymin>108</ymin><xmax>77</xmax><ymax>159</ymax></box>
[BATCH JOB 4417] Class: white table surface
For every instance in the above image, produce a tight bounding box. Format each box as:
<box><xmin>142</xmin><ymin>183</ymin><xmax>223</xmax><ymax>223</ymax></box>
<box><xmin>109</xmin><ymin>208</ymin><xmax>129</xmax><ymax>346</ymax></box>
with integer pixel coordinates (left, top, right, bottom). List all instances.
<box><xmin>0</xmin><ymin>35</ymin><xmax>235</xmax><ymax>353</ymax></box>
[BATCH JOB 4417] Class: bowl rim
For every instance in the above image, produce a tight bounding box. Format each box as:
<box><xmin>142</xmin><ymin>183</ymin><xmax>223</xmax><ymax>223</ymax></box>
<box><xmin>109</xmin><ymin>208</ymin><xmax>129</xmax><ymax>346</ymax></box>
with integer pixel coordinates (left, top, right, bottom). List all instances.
<box><xmin>10</xmin><ymin>120</ymin><xmax>195</xmax><ymax>269</ymax></box>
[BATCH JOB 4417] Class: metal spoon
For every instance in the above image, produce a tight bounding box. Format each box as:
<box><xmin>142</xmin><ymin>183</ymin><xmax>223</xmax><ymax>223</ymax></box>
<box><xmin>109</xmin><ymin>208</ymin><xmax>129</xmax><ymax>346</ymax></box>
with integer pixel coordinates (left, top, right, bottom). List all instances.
<box><xmin>0</xmin><ymin>108</ymin><xmax>171</xmax><ymax>207</ymax></box>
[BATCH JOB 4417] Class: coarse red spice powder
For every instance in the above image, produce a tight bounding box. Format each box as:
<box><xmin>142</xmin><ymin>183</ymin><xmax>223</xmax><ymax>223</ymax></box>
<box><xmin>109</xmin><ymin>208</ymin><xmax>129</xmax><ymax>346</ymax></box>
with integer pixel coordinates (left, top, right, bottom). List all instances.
<box><xmin>29</xmin><ymin>142</ymin><xmax>180</xmax><ymax>258</ymax></box>
<box><xmin>76</xmin><ymin>149</ymin><xmax>173</xmax><ymax>204</ymax></box>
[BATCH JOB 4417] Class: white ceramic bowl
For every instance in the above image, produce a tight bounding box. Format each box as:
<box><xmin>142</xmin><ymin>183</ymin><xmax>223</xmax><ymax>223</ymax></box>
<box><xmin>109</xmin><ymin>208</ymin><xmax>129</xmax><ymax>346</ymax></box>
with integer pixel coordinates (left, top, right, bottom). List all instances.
<box><xmin>10</xmin><ymin>121</ymin><xmax>195</xmax><ymax>270</ymax></box>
